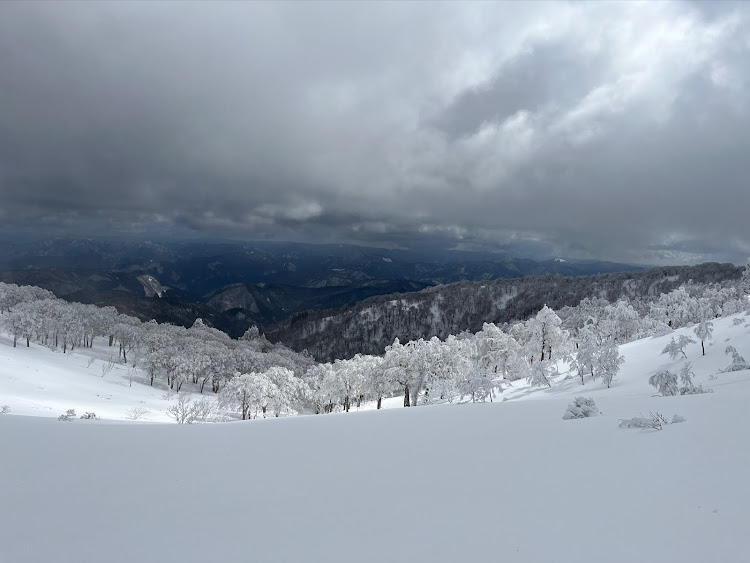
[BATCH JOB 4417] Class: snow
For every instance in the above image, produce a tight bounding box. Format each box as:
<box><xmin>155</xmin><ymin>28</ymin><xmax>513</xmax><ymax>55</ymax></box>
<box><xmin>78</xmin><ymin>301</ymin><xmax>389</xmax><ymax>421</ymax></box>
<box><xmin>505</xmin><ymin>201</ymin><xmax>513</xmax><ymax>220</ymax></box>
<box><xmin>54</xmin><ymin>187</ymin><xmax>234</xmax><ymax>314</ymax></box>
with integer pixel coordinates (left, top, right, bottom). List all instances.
<box><xmin>0</xmin><ymin>334</ymin><xmax>203</xmax><ymax>422</ymax></box>
<box><xmin>494</xmin><ymin>286</ymin><xmax>519</xmax><ymax>309</ymax></box>
<box><xmin>502</xmin><ymin>314</ymin><xmax>748</xmax><ymax>406</ymax></box>
<box><xmin>2</xmin><ymin>315</ymin><xmax>750</xmax><ymax>562</ymax></box>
